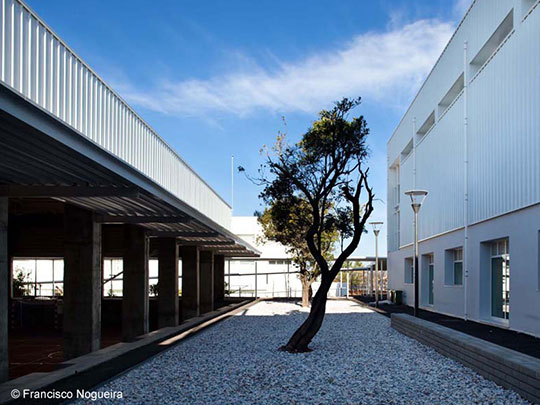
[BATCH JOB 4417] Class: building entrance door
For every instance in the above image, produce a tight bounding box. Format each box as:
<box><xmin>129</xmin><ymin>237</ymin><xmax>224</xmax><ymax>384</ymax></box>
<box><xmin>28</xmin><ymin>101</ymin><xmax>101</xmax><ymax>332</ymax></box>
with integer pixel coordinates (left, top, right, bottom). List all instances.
<box><xmin>428</xmin><ymin>263</ymin><xmax>434</xmax><ymax>305</ymax></box>
<box><xmin>491</xmin><ymin>240</ymin><xmax>510</xmax><ymax>320</ymax></box>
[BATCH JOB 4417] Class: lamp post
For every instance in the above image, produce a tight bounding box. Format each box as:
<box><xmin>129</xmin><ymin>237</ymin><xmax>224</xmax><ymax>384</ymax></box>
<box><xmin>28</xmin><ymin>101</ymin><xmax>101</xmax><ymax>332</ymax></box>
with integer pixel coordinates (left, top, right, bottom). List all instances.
<box><xmin>369</xmin><ymin>221</ymin><xmax>383</xmax><ymax>307</ymax></box>
<box><xmin>404</xmin><ymin>190</ymin><xmax>428</xmax><ymax>317</ymax></box>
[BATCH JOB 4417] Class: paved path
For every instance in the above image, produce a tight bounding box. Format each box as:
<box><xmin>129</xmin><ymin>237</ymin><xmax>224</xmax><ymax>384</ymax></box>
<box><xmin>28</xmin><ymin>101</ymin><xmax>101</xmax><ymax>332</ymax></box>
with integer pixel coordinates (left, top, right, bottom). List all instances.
<box><xmin>72</xmin><ymin>300</ymin><xmax>529</xmax><ymax>404</ymax></box>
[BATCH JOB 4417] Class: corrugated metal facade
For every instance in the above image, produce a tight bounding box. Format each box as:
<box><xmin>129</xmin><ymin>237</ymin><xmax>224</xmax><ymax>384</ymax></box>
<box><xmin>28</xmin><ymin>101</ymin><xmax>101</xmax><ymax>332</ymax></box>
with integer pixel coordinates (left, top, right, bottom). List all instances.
<box><xmin>387</xmin><ymin>0</ymin><xmax>540</xmax><ymax>251</ymax></box>
<box><xmin>0</xmin><ymin>0</ymin><xmax>232</xmax><ymax>229</ymax></box>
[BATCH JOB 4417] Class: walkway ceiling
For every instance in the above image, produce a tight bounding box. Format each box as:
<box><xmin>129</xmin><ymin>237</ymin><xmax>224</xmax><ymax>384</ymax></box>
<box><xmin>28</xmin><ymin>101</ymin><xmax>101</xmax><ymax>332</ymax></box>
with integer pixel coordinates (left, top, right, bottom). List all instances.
<box><xmin>0</xmin><ymin>84</ymin><xmax>259</xmax><ymax>257</ymax></box>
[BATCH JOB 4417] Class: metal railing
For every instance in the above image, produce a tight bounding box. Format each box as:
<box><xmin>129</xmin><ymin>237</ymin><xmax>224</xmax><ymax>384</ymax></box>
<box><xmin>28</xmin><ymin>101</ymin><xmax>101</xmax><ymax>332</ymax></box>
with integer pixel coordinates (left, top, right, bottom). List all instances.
<box><xmin>0</xmin><ymin>0</ymin><xmax>231</xmax><ymax>228</ymax></box>
<box><xmin>225</xmin><ymin>270</ymin><xmax>388</xmax><ymax>299</ymax></box>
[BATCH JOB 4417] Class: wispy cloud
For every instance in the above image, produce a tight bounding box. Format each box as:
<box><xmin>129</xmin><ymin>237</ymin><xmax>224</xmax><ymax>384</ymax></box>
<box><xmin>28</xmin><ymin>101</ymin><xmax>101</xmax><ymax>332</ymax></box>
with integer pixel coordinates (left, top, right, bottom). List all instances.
<box><xmin>118</xmin><ymin>19</ymin><xmax>455</xmax><ymax>118</ymax></box>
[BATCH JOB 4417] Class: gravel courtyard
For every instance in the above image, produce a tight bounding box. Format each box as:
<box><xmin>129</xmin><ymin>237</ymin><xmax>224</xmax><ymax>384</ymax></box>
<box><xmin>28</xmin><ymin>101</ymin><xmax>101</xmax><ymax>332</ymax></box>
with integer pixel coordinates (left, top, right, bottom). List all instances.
<box><xmin>73</xmin><ymin>300</ymin><xmax>529</xmax><ymax>405</ymax></box>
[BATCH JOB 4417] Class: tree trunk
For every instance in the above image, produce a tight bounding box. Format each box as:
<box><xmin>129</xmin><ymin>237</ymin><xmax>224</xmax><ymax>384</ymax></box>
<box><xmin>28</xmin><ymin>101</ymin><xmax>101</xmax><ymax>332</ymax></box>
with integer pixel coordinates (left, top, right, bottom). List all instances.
<box><xmin>280</xmin><ymin>277</ymin><xmax>332</xmax><ymax>352</ymax></box>
<box><xmin>301</xmin><ymin>278</ymin><xmax>312</xmax><ymax>307</ymax></box>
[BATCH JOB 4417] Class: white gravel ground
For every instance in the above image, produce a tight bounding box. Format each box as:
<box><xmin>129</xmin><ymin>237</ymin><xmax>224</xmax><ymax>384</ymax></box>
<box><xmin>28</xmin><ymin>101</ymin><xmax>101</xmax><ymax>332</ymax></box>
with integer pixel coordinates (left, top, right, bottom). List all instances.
<box><xmin>72</xmin><ymin>300</ymin><xmax>530</xmax><ymax>405</ymax></box>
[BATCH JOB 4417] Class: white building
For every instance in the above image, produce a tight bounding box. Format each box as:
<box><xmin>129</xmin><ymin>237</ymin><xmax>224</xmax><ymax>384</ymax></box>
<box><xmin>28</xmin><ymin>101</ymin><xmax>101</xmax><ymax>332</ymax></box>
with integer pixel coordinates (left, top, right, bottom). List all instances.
<box><xmin>387</xmin><ymin>0</ymin><xmax>540</xmax><ymax>337</ymax></box>
<box><xmin>229</xmin><ymin>216</ymin><xmax>385</xmax><ymax>298</ymax></box>
<box><xmin>228</xmin><ymin>216</ymin><xmax>302</xmax><ymax>298</ymax></box>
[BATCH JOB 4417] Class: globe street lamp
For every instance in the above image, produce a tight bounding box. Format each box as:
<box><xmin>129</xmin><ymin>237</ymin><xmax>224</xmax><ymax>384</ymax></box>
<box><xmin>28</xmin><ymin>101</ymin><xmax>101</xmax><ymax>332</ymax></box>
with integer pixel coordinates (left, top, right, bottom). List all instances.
<box><xmin>404</xmin><ymin>190</ymin><xmax>428</xmax><ymax>317</ymax></box>
<box><xmin>369</xmin><ymin>221</ymin><xmax>383</xmax><ymax>307</ymax></box>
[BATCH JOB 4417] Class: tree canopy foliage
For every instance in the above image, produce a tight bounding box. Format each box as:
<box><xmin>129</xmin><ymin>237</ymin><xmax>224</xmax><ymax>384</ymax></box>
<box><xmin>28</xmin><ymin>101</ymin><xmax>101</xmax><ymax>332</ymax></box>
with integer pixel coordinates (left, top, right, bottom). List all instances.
<box><xmin>244</xmin><ymin>97</ymin><xmax>375</xmax><ymax>352</ymax></box>
<box><xmin>257</xmin><ymin>197</ymin><xmax>338</xmax><ymax>305</ymax></box>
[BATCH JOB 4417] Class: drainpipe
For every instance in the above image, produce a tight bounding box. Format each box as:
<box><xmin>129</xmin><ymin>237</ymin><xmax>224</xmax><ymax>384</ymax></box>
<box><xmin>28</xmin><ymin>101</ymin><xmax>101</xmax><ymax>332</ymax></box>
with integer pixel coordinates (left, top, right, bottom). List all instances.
<box><xmin>412</xmin><ymin>117</ymin><xmax>417</xmax><ymax>309</ymax></box>
<box><xmin>412</xmin><ymin>117</ymin><xmax>417</xmax><ymax>190</ymax></box>
<box><xmin>463</xmin><ymin>41</ymin><xmax>469</xmax><ymax>321</ymax></box>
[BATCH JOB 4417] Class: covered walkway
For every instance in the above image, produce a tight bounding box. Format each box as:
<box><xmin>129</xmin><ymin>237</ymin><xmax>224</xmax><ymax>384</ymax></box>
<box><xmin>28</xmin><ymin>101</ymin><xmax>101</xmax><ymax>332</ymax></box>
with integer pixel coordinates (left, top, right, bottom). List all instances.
<box><xmin>0</xmin><ymin>0</ymin><xmax>258</xmax><ymax>383</ymax></box>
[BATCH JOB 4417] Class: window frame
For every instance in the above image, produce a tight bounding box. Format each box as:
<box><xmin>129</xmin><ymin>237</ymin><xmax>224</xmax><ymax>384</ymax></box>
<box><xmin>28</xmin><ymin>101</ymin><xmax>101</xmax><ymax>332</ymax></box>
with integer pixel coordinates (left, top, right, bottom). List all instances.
<box><xmin>490</xmin><ymin>239</ymin><xmax>510</xmax><ymax>321</ymax></box>
<box><xmin>11</xmin><ymin>258</ymin><xmax>64</xmax><ymax>297</ymax></box>
<box><xmin>404</xmin><ymin>257</ymin><xmax>414</xmax><ymax>284</ymax></box>
<box><xmin>453</xmin><ymin>248</ymin><xmax>463</xmax><ymax>286</ymax></box>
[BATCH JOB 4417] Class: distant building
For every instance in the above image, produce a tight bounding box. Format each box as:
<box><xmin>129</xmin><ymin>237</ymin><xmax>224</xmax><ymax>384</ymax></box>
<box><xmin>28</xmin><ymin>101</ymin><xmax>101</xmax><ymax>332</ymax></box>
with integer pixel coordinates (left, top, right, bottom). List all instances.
<box><xmin>228</xmin><ymin>216</ymin><xmax>301</xmax><ymax>298</ymax></box>
<box><xmin>387</xmin><ymin>0</ymin><xmax>540</xmax><ymax>336</ymax></box>
<box><xmin>230</xmin><ymin>216</ymin><xmax>387</xmax><ymax>298</ymax></box>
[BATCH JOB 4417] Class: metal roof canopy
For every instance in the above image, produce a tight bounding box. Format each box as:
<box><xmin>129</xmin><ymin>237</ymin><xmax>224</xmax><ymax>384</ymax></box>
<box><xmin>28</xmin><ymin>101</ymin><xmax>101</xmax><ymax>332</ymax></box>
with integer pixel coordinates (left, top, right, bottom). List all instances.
<box><xmin>0</xmin><ymin>83</ymin><xmax>259</xmax><ymax>257</ymax></box>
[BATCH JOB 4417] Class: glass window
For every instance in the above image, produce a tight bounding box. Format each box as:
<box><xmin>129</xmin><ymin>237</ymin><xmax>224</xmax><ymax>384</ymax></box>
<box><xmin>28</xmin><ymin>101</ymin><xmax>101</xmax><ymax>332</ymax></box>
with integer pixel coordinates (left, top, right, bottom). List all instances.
<box><xmin>36</xmin><ymin>260</ymin><xmax>53</xmax><ymax>282</ymax></box>
<box><xmin>149</xmin><ymin>259</ymin><xmax>159</xmax><ymax>297</ymax></box>
<box><xmin>12</xmin><ymin>259</ymin><xmax>65</xmax><ymax>297</ymax></box>
<box><xmin>103</xmin><ymin>258</ymin><xmax>123</xmax><ymax>297</ymax></box>
<box><xmin>404</xmin><ymin>258</ymin><xmax>413</xmax><ymax>284</ymax></box>
<box><xmin>38</xmin><ymin>284</ymin><xmax>54</xmax><ymax>297</ymax></box>
<box><xmin>149</xmin><ymin>259</ymin><xmax>159</xmax><ymax>278</ymax></box>
<box><xmin>54</xmin><ymin>260</ymin><xmax>64</xmax><ymax>281</ymax></box>
<box><xmin>15</xmin><ymin>260</ymin><xmax>36</xmax><ymax>282</ymax></box>
<box><xmin>453</xmin><ymin>248</ymin><xmax>463</xmax><ymax>285</ymax></box>
<box><xmin>54</xmin><ymin>283</ymin><xmax>64</xmax><ymax>296</ymax></box>
<box><xmin>454</xmin><ymin>262</ymin><xmax>463</xmax><ymax>285</ymax></box>
<box><xmin>111</xmin><ymin>280</ymin><xmax>123</xmax><ymax>297</ymax></box>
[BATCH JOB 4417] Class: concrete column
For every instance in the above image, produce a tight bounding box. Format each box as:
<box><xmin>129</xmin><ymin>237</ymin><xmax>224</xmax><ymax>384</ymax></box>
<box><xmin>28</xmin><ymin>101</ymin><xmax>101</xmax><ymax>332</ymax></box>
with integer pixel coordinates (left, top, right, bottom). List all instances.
<box><xmin>199</xmin><ymin>251</ymin><xmax>214</xmax><ymax>314</ymax></box>
<box><xmin>213</xmin><ymin>254</ymin><xmax>225</xmax><ymax>309</ymax></box>
<box><xmin>122</xmin><ymin>225</ymin><xmax>149</xmax><ymax>342</ymax></box>
<box><xmin>157</xmin><ymin>238</ymin><xmax>179</xmax><ymax>328</ymax></box>
<box><xmin>179</xmin><ymin>246</ymin><xmax>199</xmax><ymax>319</ymax></box>
<box><xmin>0</xmin><ymin>198</ymin><xmax>8</xmax><ymax>381</ymax></box>
<box><xmin>63</xmin><ymin>205</ymin><xmax>102</xmax><ymax>360</ymax></box>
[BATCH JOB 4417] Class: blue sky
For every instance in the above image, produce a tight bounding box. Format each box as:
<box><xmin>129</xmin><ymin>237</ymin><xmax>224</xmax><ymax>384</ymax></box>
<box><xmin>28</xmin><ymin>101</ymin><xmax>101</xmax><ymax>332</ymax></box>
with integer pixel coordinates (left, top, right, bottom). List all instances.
<box><xmin>27</xmin><ymin>0</ymin><xmax>471</xmax><ymax>256</ymax></box>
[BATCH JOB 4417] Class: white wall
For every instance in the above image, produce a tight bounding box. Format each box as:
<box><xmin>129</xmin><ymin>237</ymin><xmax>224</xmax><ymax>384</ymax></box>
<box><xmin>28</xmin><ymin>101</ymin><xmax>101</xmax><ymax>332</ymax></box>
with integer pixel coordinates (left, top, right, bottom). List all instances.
<box><xmin>386</xmin><ymin>0</ymin><xmax>540</xmax><ymax>337</ymax></box>
<box><xmin>387</xmin><ymin>0</ymin><xmax>540</xmax><ymax>251</ymax></box>
<box><xmin>388</xmin><ymin>204</ymin><xmax>540</xmax><ymax>337</ymax></box>
<box><xmin>230</xmin><ymin>216</ymin><xmax>289</xmax><ymax>258</ymax></box>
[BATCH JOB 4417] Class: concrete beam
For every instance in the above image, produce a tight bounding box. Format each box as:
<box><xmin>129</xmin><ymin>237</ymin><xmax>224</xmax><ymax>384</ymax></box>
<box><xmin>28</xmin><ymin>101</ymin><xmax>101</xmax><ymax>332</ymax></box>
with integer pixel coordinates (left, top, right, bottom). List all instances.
<box><xmin>97</xmin><ymin>215</ymin><xmax>189</xmax><ymax>224</ymax></box>
<box><xmin>157</xmin><ymin>238</ymin><xmax>179</xmax><ymax>328</ymax></box>
<box><xmin>0</xmin><ymin>198</ymin><xmax>7</xmax><ymax>382</ymax></box>
<box><xmin>178</xmin><ymin>240</ymin><xmax>234</xmax><ymax>247</ymax></box>
<box><xmin>179</xmin><ymin>246</ymin><xmax>199</xmax><ymax>319</ymax></box>
<box><xmin>199</xmin><ymin>251</ymin><xmax>214</xmax><ymax>314</ymax></box>
<box><xmin>213</xmin><ymin>246</ymin><xmax>248</xmax><ymax>251</ymax></box>
<box><xmin>63</xmin><ymin>205</ymin><xmax>102</xmax><ymax>360</ymax></box>
<box><xmin>0</xmin><ymin>185</ymin><xmax>140</xmax><ymax>198</ymax></box>
<box><xmin>213</xmin><ymin>254</ymin><xmax>225</xmax><ymax>309</ymax></box>
<box><xmin>122</xmin><ymin>225</ymin><xmax>149</xmax><ymax>342</ymax></box>
<box><xmin>149</xmin><ymin>231</ymin><xmax>219</xmax><ymax>238</ymax></box>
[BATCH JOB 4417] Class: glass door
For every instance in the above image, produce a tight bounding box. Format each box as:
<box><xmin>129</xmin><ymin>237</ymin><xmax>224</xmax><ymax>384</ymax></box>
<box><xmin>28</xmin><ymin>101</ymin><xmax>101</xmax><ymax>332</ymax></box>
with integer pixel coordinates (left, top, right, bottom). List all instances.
<box><xmin>428</xmin><ymin>255</ymin><xmax>434</xmax><ymax>305</ymax></box>
<box><xmin>491</xmin><ymin>240</ymin><xmax>510</xmax><ymax>320</ymax></box>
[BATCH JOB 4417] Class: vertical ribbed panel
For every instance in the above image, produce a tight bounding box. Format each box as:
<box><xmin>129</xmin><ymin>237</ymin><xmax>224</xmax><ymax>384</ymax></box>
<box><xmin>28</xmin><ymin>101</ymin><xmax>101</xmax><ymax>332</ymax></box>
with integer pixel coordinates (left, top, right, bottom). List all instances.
<box><xmin>415</xmin><ymin>96</ymin><xmax>464</xmax><ymax>241</ymax></box>
<box><xmin>399</xmin><ymin>157</ymin><xmax>414</xmax><ymax>247</ymax></box>
<box><xmin>387</xmin><ymin>165</ymin><xmax>399</xmax><ymax>251</ymax></box>
<box><xmin>388</xmin><ymin>0</ymin><xmax>539</xmax><ymax>251</ymax></box>
<box><xmin>0</xmin><ymin>0</ymin><xmax>232</xmax><ymax>229</ymax></box>
<box><xmin>468</xmin><ymin>9</ymin><xmax>540</xmax><ymax>223</ymax></box>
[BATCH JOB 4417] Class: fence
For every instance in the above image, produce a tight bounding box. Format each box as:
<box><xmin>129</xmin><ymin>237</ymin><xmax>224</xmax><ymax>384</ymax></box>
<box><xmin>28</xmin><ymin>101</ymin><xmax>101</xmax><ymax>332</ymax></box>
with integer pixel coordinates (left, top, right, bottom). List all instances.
<box><xmin>225</xmin><ymin>259</ymin><xmax>387</xmax><ymax>299</ymax></box>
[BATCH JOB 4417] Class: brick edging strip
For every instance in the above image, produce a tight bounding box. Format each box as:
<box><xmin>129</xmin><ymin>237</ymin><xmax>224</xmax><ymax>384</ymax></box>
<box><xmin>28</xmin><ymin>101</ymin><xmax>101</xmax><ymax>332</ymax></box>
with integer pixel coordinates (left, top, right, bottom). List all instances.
<box><xmin>391</xmin><ymin>313</ymin><xmax>540</xmax><ymax>404</ymax></box>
